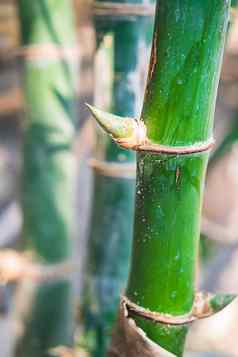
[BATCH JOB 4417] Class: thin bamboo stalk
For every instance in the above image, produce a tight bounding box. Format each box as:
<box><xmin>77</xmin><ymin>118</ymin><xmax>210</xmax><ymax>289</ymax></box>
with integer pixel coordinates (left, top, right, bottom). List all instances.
<box><xmin>16</xmin><ymin>1</ymin><xmax>78</xmax><ymax>356</ymax></box>
<box><xmin>81</xmin><ymin>2</ymin><xmax>154</xmax><ymax>356</ymax></box>
<box><xmin>87</xmin><ymin>0</ymin><xmax>230</xmax><ymax>355</ymax></box>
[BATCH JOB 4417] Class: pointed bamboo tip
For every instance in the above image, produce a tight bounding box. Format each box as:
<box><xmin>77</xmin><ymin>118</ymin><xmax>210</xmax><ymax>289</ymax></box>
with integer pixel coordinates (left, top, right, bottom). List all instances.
<box><xmin>85</xmin><ymin>103</ymin><xmax>98</xmax><ymax>120</ymax></box>
<box><xmin>86</xmin><ymin>103</ymin><xmax>135</xmax><ymax>139</ymax></box>
<box><xmin>85</xmin><ymin>103</ymin><xmax>109</xmax><ymax>129</ymax></box>
<box><xmin>85</xmin><ymin>103</ymin><xmax>115</xmax><ymax>133</ymax></box>
<box><xmin>85</xmin><ymin>102</ymin><xmax>94</xmax><ymax>112</ymax></box>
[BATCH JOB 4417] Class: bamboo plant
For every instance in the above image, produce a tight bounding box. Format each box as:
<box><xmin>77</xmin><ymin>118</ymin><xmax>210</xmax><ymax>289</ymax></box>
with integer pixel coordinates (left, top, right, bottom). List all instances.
<box><xmin>87</xmin><ymin>0</ymin><xmax>231</xmax><ymax>355</ymax></box>
<box><xmin>16</xmin><ymin>1</ymin><xmax>77</xmax><ymax>356</ymax></box>
<box><xmin>82</xmin><ymin>1</ymin><xmax>154</xmax><ymax>356</ymax></box>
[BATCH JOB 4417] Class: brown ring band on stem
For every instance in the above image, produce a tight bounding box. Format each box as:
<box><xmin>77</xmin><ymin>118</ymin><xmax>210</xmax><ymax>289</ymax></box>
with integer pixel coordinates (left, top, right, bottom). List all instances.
<box><xmin>15</xmin><ymin>44</ymin><xmax>80</xmax><ymax>61</ymax></box>
<box><xmin>94</xmin><ymin>6</ymin><xmax>238</xmax><ymax>19</ymax></box>
<box><xmin>116</xmin><ymin>137</ymin><xmax>215</xmax><ymax>155</ymax></box>
<box><xmin>93</xmin><ymin>4</ymin><xmax>234</xmax><ymax>18</ymax></box>
<box><xmin>93</xmin><ymin>2</ymin><xmax>155</xmax><ymax>17</ymax></box>
<box><xmin>122</xmin><ymin>292</ymin><xmax>229</xmax><ymax>326</ymax></box>
<box><xmin>0</xmin><ymin>250</ymin><xmax>75</xmax><ymax>284</ymax></box>
<box><xmin>123</xmin><ymin>296</ymin><xmax>197</xmax><ymax>326</ymax></box>
<box><xmin>89</xmin><ymin>158</ymin><xmax>136</xmax><ymax>178</ymax></box>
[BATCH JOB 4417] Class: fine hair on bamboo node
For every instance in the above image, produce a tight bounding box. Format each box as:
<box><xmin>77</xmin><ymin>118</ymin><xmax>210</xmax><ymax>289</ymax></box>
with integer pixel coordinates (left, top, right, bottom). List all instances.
<box><xmin>113</xmin><ymin>118</ymin><xmax>147</xmax><ymax>148</ymax></box>
<box><xmin>134</xmin><ymin>118</ymin><xmax>147</xmax><ymax>145</ymax></box>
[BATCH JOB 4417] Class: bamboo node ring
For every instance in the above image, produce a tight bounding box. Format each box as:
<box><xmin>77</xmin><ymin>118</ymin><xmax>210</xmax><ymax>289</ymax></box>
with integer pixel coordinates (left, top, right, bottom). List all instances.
<box><xmin>0</xmin><ymin>250</ymin><xmax>75</xmax><ymax>284</ymax></box>
<box><xmin>93</xmin><ymin>2</ymin><xmax>155</xmax><ymax>17</ymax></box>
<box><xmin>15</xmin><ymin>43</ymin><xmax>80</xmax><ymax>61</ymax></box>
<box><xmin>116</xmin><ymin>137</ymin><xmax>215</xmax><ymax>155</ymax></box>
<box><xmin>89</xmin><ymin>158</ymin><xmax>136</xmax><ymax>178</ymax></box>
<box><xmin>122</xmin><ymin>292</ymin><xmax>233</xmax><ymax>326</ymax></box>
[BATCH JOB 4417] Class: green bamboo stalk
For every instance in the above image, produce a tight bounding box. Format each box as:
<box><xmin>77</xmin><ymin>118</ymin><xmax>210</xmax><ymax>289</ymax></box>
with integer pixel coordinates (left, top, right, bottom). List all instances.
<box><xmin>16</xmin><ymin>1</ymin><xmax>77</xmax><ymax>356</ymax></box>
<box><xmin>88</xmin><ymin>0</ymin><xmax>230</xmax><ymax>355</ymax></box>
<box><xmin>81</xmin><ymin>3</ymin><xmax>154</xmax><ymax>356</ymax></box>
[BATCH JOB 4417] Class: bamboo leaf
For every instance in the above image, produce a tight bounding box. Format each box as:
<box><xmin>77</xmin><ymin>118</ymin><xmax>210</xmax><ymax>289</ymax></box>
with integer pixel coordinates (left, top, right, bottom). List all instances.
<box><xmin>186</xmin><ymin>297</ymin><xmax>238</xmax><ymax>355</ymax></box>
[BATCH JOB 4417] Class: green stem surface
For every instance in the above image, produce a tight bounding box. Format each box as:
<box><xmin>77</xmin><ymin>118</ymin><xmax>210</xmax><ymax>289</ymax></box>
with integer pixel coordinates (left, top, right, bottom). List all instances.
<box><xmin>17</xmin><ymin>1</ymin><xmax>77</xmax><ymax>355</ymax></box>
<box><xmin>125</xmin><ymin>1</ymin><xmax>230</xmax><ymax>355</ymax></box>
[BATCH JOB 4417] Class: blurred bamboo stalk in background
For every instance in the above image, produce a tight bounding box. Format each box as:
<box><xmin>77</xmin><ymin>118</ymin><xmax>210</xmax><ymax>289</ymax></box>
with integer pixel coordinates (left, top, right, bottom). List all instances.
<box><xmin>0</xmin><ymin>1</ymin><xmax>19</xmax><ymax>53</ymax></box>
<box><xmin>0</xmin><ymin>1</ymin><xmax>22</xmax><ymax>116</ymax></box>
<box><xmin>15</xmin><ymin>1</ymin><xmax>78</xmax><ymax>356</ymax></box>
<box><xmin>201</xmin><ymin>0</ymin><xmax>238</xmax><ymax>246</ymax></box>
<box><xmin>81</xmin><ymin>0</ymin><xmax>154</xmax><ymax>356</ymax></box>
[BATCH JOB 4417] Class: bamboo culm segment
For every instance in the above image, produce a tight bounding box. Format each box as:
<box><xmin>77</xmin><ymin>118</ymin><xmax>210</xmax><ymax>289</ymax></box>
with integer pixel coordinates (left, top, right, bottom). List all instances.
<box><xmin>16</xmin><ymin>1</ymin><xmax>77</xmax><ymax>356</ymax></box>
<box><xmin>82</xmin><ymin>5</ymin><xmax>154</xmax><ymax>357</ymax></box>
<box><xmin>127</xmin><ymin>152</ymin><xmax>208</xmax><ymax>355</ymax></box>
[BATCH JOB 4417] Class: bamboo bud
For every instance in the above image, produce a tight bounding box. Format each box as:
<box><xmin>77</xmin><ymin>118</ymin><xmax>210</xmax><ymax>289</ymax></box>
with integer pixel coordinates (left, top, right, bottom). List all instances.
<box><xmin>86</xmin><ymin>104</ymin><xmax>147</xmax><ymax>147</ymax></box>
